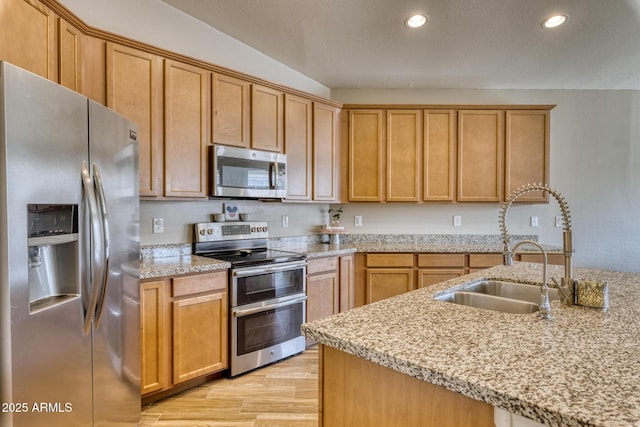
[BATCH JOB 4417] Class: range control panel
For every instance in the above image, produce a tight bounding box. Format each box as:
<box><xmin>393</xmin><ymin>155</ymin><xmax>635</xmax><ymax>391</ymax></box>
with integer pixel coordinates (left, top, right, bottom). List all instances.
<box><xmin>194</xmin><ymin>221</ymin><xmax>269</xmax><ymax>242</ymax></box>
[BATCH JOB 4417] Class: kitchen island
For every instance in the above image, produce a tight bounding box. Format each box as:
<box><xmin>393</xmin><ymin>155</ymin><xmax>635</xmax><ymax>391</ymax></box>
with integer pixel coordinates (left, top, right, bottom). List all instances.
<box><xmin>302</xmin><ymin>263</ymin><xmax>640</xmax><ymax>427</ymax></box>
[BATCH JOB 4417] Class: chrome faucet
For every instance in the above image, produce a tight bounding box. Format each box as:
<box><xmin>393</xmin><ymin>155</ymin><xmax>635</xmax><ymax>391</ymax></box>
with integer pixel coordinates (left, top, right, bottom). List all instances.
<box><xmin>499</xmin><ymin>183</ymin><xmax>576</xmax><ymax>305</ymax></box>
<box><xmin>511</xmin><ymin>240</ymin><xmax>551</xmax><ymax>319</ymax></box>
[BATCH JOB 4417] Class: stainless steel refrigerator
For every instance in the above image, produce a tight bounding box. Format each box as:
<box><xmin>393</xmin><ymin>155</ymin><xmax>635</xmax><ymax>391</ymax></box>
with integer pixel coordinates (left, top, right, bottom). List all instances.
<box><xmin>0</xmin><ymin>61</ymin><xmax>140</xmax><ymax>426</ymax></box>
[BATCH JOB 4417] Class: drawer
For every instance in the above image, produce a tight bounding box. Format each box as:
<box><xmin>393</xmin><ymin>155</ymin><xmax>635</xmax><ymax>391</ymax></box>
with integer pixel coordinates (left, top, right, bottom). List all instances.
<box><xmin>366</xmin><ymin>253</ymin><xmax>414</xmax><ymax>268</ymax></box>
<box><xmin>307</xmin><ymin>257</ymin><xmax>338</xmax><ymax>275</ymax></box>
<box><xmin>417</xmin><ymin>253</ymin><xmax>465</xmax><ymax>268</ymax></box>
<box><xmin>172</xmin><ymin>271</ymin><xmax>227</xmax><ymax>298</ymax></box>
<box><xmin>518</xmin><ymin>253</ymin><xmax>565</xmax><ymax>265</ymax></box>
<box><xmin>468</xmin><ymin>253</ymin><xmax>503</xmax><ymax>268</ymax></box>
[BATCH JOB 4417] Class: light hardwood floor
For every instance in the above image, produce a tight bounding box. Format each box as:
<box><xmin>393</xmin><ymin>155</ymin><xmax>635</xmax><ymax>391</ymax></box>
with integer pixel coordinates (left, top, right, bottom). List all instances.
<box><xmin>139</xmin><ymin>347</ymin><xmax>318</xmax><ymax>427</ymax></box>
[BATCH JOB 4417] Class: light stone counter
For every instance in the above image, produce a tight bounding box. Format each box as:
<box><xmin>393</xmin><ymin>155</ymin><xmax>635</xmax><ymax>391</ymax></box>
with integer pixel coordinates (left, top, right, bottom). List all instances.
<box><xmin>140</xmin><ymin>255</ymin><xmax>230</xmax><ymax>279</ymax></box>
<box><xmin>302</xmin><ymin>263</ymin><xmax>640</xmax><ymax>427</ymax></box>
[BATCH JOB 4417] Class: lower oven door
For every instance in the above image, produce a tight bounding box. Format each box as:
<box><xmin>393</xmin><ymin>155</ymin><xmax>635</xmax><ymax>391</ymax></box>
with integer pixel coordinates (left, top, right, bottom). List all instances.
<box><xmin>230</xmin><ymin>294</ymin><xmax>306</xmax><ymax>377</ymax></box>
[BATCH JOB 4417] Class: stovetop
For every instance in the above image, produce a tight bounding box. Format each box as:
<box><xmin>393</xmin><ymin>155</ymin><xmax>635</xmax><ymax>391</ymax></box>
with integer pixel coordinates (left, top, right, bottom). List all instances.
<box><xmin>196</xmin><ymin>247</ymin><xmax>305</xmax><ymax>268</ymax></box>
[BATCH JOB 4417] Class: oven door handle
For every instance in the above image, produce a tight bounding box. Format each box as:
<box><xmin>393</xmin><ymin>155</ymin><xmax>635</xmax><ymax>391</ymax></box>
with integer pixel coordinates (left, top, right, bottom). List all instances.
<box><xmin>233</xmin><ymin>295</ymin><xmax>307</xmax><ymax>318</ymax></box>
<box><xmin>232</xmin><ymin>260</ymin><xmax>307</xmax><ymax>277</ymax></box>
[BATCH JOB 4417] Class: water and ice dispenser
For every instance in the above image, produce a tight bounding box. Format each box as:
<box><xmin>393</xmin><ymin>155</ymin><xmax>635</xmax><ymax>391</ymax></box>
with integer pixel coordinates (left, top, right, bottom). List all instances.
<box><xmin>27</xmin><ymin>204</ymin><xmax>79</xmax><ymax>313</ymax></box>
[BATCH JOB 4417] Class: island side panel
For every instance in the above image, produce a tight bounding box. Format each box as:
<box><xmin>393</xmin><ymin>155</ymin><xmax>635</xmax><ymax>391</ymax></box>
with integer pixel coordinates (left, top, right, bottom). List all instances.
<box><xmin>319</xmin><ymin>345</ymin><xmax>494</xmax><ymax>427</ymax></box>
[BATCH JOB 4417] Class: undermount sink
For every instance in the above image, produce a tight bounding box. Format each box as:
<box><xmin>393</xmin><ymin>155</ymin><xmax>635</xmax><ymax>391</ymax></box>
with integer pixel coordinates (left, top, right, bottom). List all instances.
<box><xmin>433</xmin><ymin>280</ymin><xmax>560</xmax><ymax>314</ymax></box>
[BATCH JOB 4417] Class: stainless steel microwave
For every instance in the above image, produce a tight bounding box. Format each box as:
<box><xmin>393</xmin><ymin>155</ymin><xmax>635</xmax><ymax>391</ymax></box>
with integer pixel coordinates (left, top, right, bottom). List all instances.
<box><xmin>209</xmin><ymin>144</ymin><xmax>287</xmax><ymax>199</ymax></box>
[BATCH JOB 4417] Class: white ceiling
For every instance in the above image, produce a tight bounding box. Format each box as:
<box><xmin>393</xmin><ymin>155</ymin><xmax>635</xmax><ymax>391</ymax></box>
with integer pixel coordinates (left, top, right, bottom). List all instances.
<box><xmin>159</xmin><ymin>0</ymin><xmax>640</xmax><ymax>90</ymax></box>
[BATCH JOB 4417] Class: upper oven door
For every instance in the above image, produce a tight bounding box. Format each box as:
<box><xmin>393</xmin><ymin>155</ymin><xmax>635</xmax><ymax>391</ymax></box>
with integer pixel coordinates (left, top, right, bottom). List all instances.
<box><xmin>210</xmin><ymin>144</ymin><xmax>286</xmax><ymax>198</ymax></box>
<box><xmin>231</xmin><ymin>261</ymin><xmax>306</xmax><ymax>307</ymax></box>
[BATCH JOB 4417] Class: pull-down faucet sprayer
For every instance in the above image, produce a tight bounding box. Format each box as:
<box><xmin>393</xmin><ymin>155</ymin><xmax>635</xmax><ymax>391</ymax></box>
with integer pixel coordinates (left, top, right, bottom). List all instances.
<box><xmin>499</xmin><ymin>183</ymin><xmax>576</xmax><ymax>305</ymax></box>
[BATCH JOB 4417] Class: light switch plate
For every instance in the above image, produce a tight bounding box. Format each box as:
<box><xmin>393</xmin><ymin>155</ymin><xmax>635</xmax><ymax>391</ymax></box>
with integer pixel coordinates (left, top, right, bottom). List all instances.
<box><xmin>453</xmin><ymin>215</ymin><xmax>462</xmax><ymax>227</ymax></box>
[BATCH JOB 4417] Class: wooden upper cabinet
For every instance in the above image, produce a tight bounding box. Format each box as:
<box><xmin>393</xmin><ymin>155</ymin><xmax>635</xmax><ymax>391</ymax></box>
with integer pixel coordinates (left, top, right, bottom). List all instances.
<box><xmin>211</xmin><ymin>73</ymin><xmax>250</xmax><ymax>147</ymax></box>
<box><xmin>57</xmin><ymin>19</ymin><xmax>81</xmax><ymax>92</ymax></box>
<box><xmin>163</xmin><ymin>59</ymin><xmax>210</xmax><ymax>198</ymax></box>
<box><xmin>313</xmin><ymin>103</ymin><xmax>338</xmax><ymax>202</ymax></box>
<box><xmin>386</xmin><ymin>110</ymin><xmax>421</xmax><ymax>201</ymax></box>
<box><xmin>80</xmin><ymin>35</ymin><xmax>106</xmax><ymax>104</ymax></box>
<box><xmin>349</xmin><ymin>110</ymin><xmax>384</xmax><ymax>201</ymax></box>
<box><xmin>505</xmin><ymin>110</ymin><xmax>550</xmax><ymax>202</ymax></box>
<box><xmin>457</xmin><ymin>110</ymin><xmax>504</xmax><ymax>202</ymax></box>
<box><xmin>106</xmin><ymin>43</ymin><xmax>163</xmax><ymax>197</ymax></box>
<box><xmin>251</xmin><ymin>84</ymin><xmax>283</xmax><ymax>152</ymax></box>
<box><xmin>284</xmin><ymin>94</ymin><xmax>313</xmax><ymax>200</ymax></box>
<box><xmin>0</xmin><ymin>0</ymin><xmax>57</xmax><ymax>80</ymax></box>
<box><xmin>423</xmin><ymin>110</ymin><xmax>456</xmax><ymax>201</ymax></box>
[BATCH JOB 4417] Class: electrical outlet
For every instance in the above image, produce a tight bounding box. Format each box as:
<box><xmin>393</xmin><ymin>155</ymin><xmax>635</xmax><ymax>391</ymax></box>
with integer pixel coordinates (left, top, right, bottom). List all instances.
<box><xmin>354</xmin><ymin>215</ymin><xmax>363</xmax><ymax>227</ymax></box>
<box><xmin>152</xmin><ymin>217</ymin><xmax>164</xmax><ymax>234</ymax></box>
<box><xmin>282</xmin><ymin>215</ymin><xmax>289</xmax><ymax>228</ymax></box>
<box><xmin>555</xmin><ymin>216</ymin><xmax>564</xmax><ymax>228</ymax></box>
<box><xmin>530</xmin><ymin>216</ymin><xmax>539</xmax><ymax>227</ymax></box>
<box><xmin>453</xmin><ymin>215</ymin><xmax>462</xmax><ymax>227</ymax></box>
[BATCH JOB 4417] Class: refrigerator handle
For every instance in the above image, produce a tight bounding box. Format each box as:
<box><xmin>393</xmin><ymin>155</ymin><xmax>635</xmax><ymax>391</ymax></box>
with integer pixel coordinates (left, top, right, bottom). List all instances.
<box><xmin>81</xmin><ymin>162</ymin><xmax>104</xmax><ymax>335</ymax></box>
<box><xmin>92</xmin><ymin>163</ymin><xmax>110</xmax><ymax>327</ymax></box>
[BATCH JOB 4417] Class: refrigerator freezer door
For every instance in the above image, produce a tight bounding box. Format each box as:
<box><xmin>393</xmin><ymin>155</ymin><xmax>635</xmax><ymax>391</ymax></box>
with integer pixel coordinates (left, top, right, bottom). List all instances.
<box><xmin>0</xmin><ymin>62</ymin><xmax>93</xmax><ymax>426</ymax></box>
<box><xmin>88</xmin><ymin>100</ymin><xmax>140</xmax><ymax>426</ymax></box>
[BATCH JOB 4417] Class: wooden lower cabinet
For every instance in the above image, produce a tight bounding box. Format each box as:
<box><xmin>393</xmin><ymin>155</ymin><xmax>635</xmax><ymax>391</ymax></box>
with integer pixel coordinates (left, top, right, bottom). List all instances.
<box><xmin>306</xmin><ymin>255</ymin><xmax>354</xmax><ymax>344</ymax></box>
<box><xmin>356</xmin><ymin>251</ymin><xmax>559</xmax><ymax>306</ymax></box>
<box><xmin>417</xmin><ymin>253</ymin><xmax>465</xmax><ymax>288</ymax></box>
<box><xmin>365</xmin><ymin>253</ymin><xmax>415</xmax><ymax>304</ymax></box>
<box><xmin>319</xmin><ymin>345</ymin><xmax>494</xmax><ymax>427</ymax></box>
<box><xmin>140</xmin><ymin>271</ymin><xmax>228</xmax><ymax>401</ymax></box>
<box><xmin>366</xmin><ymin>268</ymin><xmax>414</xmax><ymax>304</ymax></box>
<box><xmin>140</xmin><ymin>280</ymin><xmax>168</xmax><ymax>395</ymax></box>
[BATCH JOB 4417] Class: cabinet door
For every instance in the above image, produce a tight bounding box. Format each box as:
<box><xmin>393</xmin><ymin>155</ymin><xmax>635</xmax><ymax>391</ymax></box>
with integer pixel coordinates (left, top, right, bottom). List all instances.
<box><xmin>164</xmin><ymin>59</ymin><xmax>210</xmax><ymax>198</ymax></box>
<box><xmin>313</xmin><ymin>103</ymin><xmax>338</xmax><ymax>201</ymax></box>
<box><xmin>505</xmin><ymin>110</ymin><xmax>550</xmax><ymax>202</ymax></box>
<box><xmin>251</xmin><ymin>84</ymin><xmax>283</xmax><ymax>152</ymax></box>
<box><xmin>468</xmin><ymin>253</ymin><xmax>504</xmax><ymax>273</ymax></box>
<box><xmin>386</xmin><ymin>110</ymin><xmax>421</xmax><ymax>201</ymax></box>
<box><xmin>457</xmin><ymin>110</ymin><xmax>504</xmax><ymax>202</ymax></box>
<box><xmin>284</xmin><ymin>94</ymin><xmax>313</xmax><ymax>200</ymax></box>
<box><xmin>106</xmin><ymin>43</ymin><xmax>163</xmax><ymax>197</ymax></box>
<box><xmin>418</xmin><ymin>270</ymin><xmax>465</xmax><ymax>288</ymax></box>
<box><xmin>339</xmin><ymin>255</ymin><xmax>355</xmax><ymax>312</ymax></box>
<box><xmin>349</xmin><ymin>110</ymin><xmax>384</xmax><ymax>201</ymax></box>
<box><xmin>58</xmin><ymin>19</ymin><xmax>81</xmax><ymax>92</ymax></box>
<box><xmin>173</xmin><ymin>291</ymin><xmax>227</xmax><ymax>384</ymax></box>
<box><xmin>307</xmin><ymin>271</ymin><xmax>340</xmax><ymax>323</ymax></box>
<box><xmin>81</xmin><ymin>35</ymin><xmax>106</xmax><ymax>104</ymax></box>
<box><xmin>423</xmin><ymin>110</ymin><xmax>456</xmax><ymax>201</ymax></box>
<box><xmin>211</xmin><ymin>73</ymin><xmax>250</xmax><ymax>147</ymax></box>
<box><xmin>366</xmin><ymin>269</ymin><xmax>414</xmax><ymax>304</ymax></box>
<box><xmin>140</xmin><ymin>280</ymin><xmax>168</xmax><ymax>395</ymax></box>
<box><xmin>0</xmin><ymin>0</ymin><xmax>56</xmax><ymax>80</ymax></box>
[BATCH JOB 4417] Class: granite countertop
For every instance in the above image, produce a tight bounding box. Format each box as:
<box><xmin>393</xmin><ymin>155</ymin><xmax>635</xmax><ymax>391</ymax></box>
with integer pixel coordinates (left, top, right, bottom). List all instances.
<box><xmin>140</xmin><ymin>255</ymin><xmax>230</xmax><ymax>279</ymax></box>
<box><xmin>302</xmin><ymin>263</ymin><xmax>640</xmax><ymax>427</ymax></box>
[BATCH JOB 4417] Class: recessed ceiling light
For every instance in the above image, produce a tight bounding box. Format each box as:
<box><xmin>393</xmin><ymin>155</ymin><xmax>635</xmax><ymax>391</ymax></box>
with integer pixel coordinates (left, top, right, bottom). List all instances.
<box><xmin>405</xmin><ymin>14</ymin><xmax>428</xmax><ymax>29</ymax></box>
<box><xmin>542</xmin><ymin>14</ymin><xmax>568</xmax><ymax>29</ymax></box>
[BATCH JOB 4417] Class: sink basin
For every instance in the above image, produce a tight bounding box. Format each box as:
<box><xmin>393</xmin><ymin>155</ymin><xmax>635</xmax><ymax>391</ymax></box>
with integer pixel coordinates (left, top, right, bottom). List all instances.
<box><xmin>462</xmin><ymin>280</ymin><xmax>559</xmax><ymax>304</ymax></box>
<box><xmin>433</xmin><ymin>280</ymin><xmax>559</xmax><ymax>314</ymax></box>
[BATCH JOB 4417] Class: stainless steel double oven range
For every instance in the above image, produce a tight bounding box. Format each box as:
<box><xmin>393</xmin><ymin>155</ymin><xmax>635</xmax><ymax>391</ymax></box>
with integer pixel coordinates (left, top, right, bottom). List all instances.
<box><xmin>193</xmin><ymin>221</ymin><xmax>306</xmax><ymax>377</ymax></box>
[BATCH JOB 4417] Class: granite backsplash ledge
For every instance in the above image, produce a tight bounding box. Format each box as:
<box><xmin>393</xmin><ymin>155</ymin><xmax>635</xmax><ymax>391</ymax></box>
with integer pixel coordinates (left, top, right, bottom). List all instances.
<box><xmin>141</xmin><ymin>234</ymin><xmax>540</xmax><ymax>257</ymax></box>
<box><xmin>269</xmin><ymin>233</ymin><xmax>538</xmax><ymax>247</ymax></box>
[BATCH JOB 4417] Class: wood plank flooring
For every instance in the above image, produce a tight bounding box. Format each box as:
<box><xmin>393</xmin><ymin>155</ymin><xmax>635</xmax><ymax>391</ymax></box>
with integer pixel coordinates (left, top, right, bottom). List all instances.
<box><xmin>139</xmin><ymin>346</ymin><xmax>318</xmax><ymax>427</ymax></box>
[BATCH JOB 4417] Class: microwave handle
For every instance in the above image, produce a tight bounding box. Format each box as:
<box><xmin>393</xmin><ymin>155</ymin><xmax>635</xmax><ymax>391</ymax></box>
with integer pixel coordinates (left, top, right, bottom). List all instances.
<box><xmin>269</xmin><ymin>162</ymin><xmax>278</xmax><ymax>189</ymax></box>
